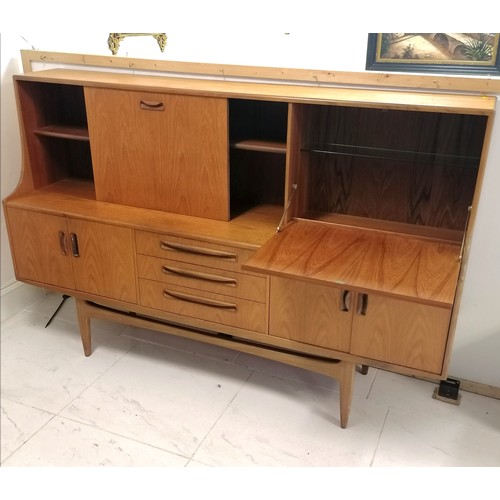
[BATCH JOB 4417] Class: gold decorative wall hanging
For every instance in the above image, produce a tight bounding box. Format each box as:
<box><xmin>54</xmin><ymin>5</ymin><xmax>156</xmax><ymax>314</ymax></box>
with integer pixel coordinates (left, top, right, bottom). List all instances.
<box><xmin>108</xmin><ymin>33</ymin><xmax>167</xmax><ymax>55</ymax></box>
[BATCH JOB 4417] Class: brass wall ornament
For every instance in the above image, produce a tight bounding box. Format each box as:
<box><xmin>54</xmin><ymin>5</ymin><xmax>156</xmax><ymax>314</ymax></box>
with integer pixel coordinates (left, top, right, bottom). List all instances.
<box><xmin>108</xmin><ymin>33</ymin><xmax>167</xmax><ymax>55</ymax></box>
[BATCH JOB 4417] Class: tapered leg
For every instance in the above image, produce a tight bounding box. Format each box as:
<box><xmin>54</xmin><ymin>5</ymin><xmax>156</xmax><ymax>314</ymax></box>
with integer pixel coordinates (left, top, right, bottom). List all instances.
<box><xmin>75</xmin><ymin>299</ymin><xmax>92</xmax><ymax>356</ymax></box>
<box><xmin>338</xmin><ymin>361</ymin><xmax>355</xmax><ymax>429</ymax></box>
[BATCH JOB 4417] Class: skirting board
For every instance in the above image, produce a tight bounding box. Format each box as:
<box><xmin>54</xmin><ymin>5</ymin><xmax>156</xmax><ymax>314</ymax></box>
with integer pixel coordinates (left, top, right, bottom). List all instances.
<box><xmin>454</xmin><ymin>378</ymin><xmax>500</xmax><ymax>401</ymax></box>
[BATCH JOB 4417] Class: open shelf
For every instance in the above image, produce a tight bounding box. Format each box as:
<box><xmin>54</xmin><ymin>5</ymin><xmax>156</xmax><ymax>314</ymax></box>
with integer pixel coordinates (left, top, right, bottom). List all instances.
<box><xmin>34</xmin><ymin>125</ymin><xmax>89</xmax><ymax>141</ymax></box>
<box><xmin>302</xmin><ymin>143</ymin><xmax>480</xmax><ymax>168</ymax></box>
<box><xmin>231</xmin><ymin>139</ymin><xmax>286</xmax><ymax>154</ymax></box>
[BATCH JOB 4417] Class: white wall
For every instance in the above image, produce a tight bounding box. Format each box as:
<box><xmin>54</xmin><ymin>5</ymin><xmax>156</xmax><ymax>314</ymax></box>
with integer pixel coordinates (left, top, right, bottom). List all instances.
<box><xmin>1</xmin><ymin>24</ymin><xmax>499</xmax><ymax>388</ymax></box>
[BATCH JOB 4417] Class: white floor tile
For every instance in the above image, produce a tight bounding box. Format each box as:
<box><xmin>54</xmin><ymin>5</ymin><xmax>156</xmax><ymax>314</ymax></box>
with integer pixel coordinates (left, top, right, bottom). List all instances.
<box><xmin>1</xmin><ymin>311</ymin><xmax>134</xmax><ymax>414</ymax></box>
<box><xmin>373</xmin><ymin>406</ymin><xmax>500</xmax><ymax>466</ymax></box>
<box><xmin>193</xmin><ymin>371</ymin><xmax>388</xmax><ymax>466</ymax></box>
<box><xmin>368</xmin><ymin>369</ymin><xmax>500</xmax><ymax>432</ymax></box>
<box><xmin>1</xmin><ymin>416</ymin><xmax>188</xmax><ymax>466</ymax></box>
<box><xmin>60</xmin><ymin>341</ymin><xmax>252</xmax><ymax>457</ymax></box>
<box><xmin>1</xmin><ymin>398</ymin><xmax>54</xmax><ymax>462</ymax></box>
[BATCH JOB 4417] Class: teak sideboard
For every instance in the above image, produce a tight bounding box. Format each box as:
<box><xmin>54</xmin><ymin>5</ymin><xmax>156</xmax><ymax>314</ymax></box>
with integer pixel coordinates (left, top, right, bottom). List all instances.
<box><xmin>4</xmin><ymin>68</ymin><xmax>495</xmax><ymax>428</ymax></box>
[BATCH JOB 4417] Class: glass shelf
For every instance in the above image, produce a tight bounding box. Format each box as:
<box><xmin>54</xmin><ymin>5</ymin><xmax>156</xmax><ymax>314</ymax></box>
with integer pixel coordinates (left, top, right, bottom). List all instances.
<box><xmin>302</xmin><ymin>143</ymin><xmax>480</xmax><ymax>168</ymax></box>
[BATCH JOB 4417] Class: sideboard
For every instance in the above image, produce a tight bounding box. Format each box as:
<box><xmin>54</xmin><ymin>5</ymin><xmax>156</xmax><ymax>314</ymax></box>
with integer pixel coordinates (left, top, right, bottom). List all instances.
<box><xmin>3</xmin><ymin>67</ymin><xmax>495</xmax><ymax>427</ymax></box>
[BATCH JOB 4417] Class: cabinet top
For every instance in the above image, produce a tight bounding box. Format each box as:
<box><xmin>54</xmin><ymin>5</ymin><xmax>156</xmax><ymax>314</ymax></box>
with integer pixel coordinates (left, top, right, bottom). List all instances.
<box><xmin>15</xmin><ymin>69</ymin><xmax>496</xmax><ymax>115</ymax></box>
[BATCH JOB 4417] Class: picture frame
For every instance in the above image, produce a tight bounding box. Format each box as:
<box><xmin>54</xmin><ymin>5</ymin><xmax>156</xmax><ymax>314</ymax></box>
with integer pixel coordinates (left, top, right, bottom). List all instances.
<box><xmin>366</xmin><ymin>33</ymin><xmax>500</xmax><ymax>75</ymax></box>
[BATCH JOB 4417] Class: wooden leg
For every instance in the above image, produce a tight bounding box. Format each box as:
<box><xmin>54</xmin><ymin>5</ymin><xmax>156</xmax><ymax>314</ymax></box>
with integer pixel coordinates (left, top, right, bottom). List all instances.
<box><xmin>337</xmin><ymin>361</ymin><xmax>355</xmax><ymax>429</ymax></box>
<box><xmin>75</xmin><ymin>299</ymin><xmax>92</xmax><ymax>357</ymax></box>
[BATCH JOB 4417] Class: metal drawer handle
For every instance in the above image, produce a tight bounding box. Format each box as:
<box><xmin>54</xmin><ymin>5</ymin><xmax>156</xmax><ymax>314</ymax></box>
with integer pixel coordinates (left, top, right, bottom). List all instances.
<box><xmin>140</xmin><ymin>100</ymin><xmax>165</xmax><ymax>111</ymax></box>
<box><xmin>162</xmin><ymin>265</ymin><xmax>237</xmax><ymax>286</ymax></box>
<box><xmin>160</xmin><ymin>241</ymin><xmax>238</xmax><ymax>261</ymax></box>
<box><xmin>163</xmin><ymin>290</ymin><xmax>237</xmax><ymax>311</ymax></box>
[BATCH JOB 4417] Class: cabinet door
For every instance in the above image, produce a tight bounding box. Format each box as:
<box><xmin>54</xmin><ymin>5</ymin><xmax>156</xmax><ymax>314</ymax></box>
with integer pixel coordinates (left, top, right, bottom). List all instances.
<box><xmin>85</xmin><ymin>88</ymin><xmax>229</xmax><ymax>220</ymax></box>
<box><xmin>6</xmin><ymin>208</ymin><xmax>75</xmax><ymax>290</ymax></box>
<box><xmin>270</xmin><ymin>277</ymin><xmax>353</xmax><ymax>352</ymax></box>
<box><xmin>68</xmin><ymin>219</ymin><xmax>137</xmax><ymax>303</ymax></box>
<box><xmin>350</xmin><ymin>294</ymin><xmax>451</xmax><ymax>374</ymax></box>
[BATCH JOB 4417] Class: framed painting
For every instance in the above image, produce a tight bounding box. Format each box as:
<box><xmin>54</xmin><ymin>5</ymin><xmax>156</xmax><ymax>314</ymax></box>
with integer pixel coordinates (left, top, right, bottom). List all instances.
<box><xmin>366</xmin><ymin>33</ymin><xmax>500</xmax><ymax>75</ymax></box>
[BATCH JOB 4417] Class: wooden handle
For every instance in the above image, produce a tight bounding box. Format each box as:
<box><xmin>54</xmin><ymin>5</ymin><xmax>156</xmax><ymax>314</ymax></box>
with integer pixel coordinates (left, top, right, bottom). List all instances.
<box><xmin>340</xmin><ymin>289</ymin><xmax>351</xmax><ymax>312</ymax></box>
<box><xmin>58</xmin><ymin>231</ymin><xmax>68</xmax><ymax>255</ymax></box>
<box><xmin>162</xmin><ymin>265</ymin><xmax>237</xmax><ymax>285</ymax></box>
<box><xmin>140</xmin><ymin>100</ymin><xmax>165</xmax><ymax>111</ymax></box>
<box><xmin>357</xmin><ymin>293</ymin><xmax>368</xmax><ymax>315</ymax></box>
<box><xmin>70</xmin><ymin>233</ymin><xmax>79</xmax><ymax>257</ymax></box>
<box><xmin>160</xmin><ymin>241</ymin><xmax>237</xmax><ymax>260</ymax></box>
<box><xmin>163</xmin><ymin>290</ymin><xmax>237</xmax><ymax>310</ymax></box>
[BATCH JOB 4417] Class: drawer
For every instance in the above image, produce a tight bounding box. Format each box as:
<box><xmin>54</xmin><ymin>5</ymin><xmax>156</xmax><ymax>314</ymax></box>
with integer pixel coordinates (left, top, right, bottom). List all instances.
<box><xmin>135</xmin><ymin>231</ymin><xmax>254</xmax><ymax>272</ymax></box>
<box><xmin>139</xmin><ymin>279</ymin><xmax>268</xmax><ymax>334</ymax></box>
<box><xmin>137</xmin><ymin>255</ymin><xmax>267</xmax><ymax>303</ymax></box>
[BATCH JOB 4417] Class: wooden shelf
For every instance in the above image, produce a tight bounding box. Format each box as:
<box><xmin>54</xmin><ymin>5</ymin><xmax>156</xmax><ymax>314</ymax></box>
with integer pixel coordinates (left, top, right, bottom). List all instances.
<box><xmin>34</xmin><ymin>125</ymin><xmax>89</xmax><ymax>141</ymax></box>
<box><xmin>231</xmin><ymin>139</ymin><xmax>287</xmax><ymax>154</ymax></box>
<box><xmin>302</xmin><ymin>143</ymin><xmax>480</xmax><ymax>168</ymax></box>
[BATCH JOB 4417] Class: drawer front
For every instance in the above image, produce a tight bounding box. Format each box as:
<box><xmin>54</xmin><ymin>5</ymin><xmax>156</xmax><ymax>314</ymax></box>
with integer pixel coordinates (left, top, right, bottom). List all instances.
<box><xmin>136</xmin><ymin>231</ymin><xmax>255</xmax><ymax>272</ymax></box>
<box><xmin>139</xmin><ymin>279</ymin><xmax>268</xmax><ymax>334</ymax></box>
<box><xmin>137</xmin><ymin>254</ymin><xmax>267</xmax><ymax>303</ymax></box>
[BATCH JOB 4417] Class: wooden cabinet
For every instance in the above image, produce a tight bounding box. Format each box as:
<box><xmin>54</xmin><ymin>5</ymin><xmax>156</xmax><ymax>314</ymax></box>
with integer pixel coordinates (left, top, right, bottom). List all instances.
<box><xmin>3</xmin><ymin>67</ymin><xmax>495</xmax><ymax>428</ymax></box>
<box><xmin>6</xmin><ymin>208</ymin><xmax>76</xmax><ymax>290</ymax></box>
<box><xmin>270</xmin><ymin>277</ymin><xmax>352</xmax><ymax>352</ymax></box>
<box><xmin>5</xmin><ymin>208</ymin><xmax>137</xmax><ymax>304</ymax></box>
<box><xmin>350</xmin><ymin>295</ymin><xmax>451</xmax><ymax>374</ymax></box>
<box><xmin>68</xmin><ymin>219</ymin><xmax>137</xmax><ymax>303</ymax></box>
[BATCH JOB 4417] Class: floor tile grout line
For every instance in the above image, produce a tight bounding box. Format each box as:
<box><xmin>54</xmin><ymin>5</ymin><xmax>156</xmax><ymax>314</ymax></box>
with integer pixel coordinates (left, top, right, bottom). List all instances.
<box><xmin>370</xmin><ymin>407</ymin><xmax>390</xmax><ymax>467</ymax></box>
<box><xmin>46</xmin><ymin>412</ymin><xmax>192</xmax><ymax>463</ymax></box>
<box><xmin>53</xmin><ymin>335</ymin><xmax>141</xmax><ymax>420</ymax></box>
<box><xmin>185</xmin><ymin>369</ymin><xmax>254</xmax><ymax>467</ymax></box>
<box><xmin>0</xmin><ymin>402</ymin><xmax>60</xmax><ymax>465</ymax></box>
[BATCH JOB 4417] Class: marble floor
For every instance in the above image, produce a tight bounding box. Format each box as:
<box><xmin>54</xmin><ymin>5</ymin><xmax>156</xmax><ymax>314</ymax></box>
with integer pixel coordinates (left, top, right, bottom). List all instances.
<box><xmin>2</xmin><ymin>292</ymin><xmax>500</xmax><ymax>472</ymax></box>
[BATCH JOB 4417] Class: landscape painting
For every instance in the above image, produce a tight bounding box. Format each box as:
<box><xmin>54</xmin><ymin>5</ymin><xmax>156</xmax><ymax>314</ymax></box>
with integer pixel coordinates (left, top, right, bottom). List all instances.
<box><xmin>366</xmin><ymin>33</ymin><xmax>500</xmax><ymax>74</ymax></box>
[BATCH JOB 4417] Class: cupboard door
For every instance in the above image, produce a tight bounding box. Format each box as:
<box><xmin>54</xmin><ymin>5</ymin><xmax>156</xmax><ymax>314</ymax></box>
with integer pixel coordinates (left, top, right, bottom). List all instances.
<box><xmin>350</xmin><ymin>294</ymin><xmax>451</xmax><ymax>374</ymax></box>
<box><xmin>6</xmin><ymin>208</ymin><xmax>75</xmax><ymax>290</ymax></box>
<box><xmin>85</xmin><ymin>88</ymin><xmax>229</xmax><ymax>220</ymax></box>
<box><xmin>68</xmin><ymin>219</ymin><xmax>137</xmax><ymax>303</ymax></box>
<box><xmin>270</xmin><ymin>277</ymin><xmax>353</xmax><ymax>352</ymax></box>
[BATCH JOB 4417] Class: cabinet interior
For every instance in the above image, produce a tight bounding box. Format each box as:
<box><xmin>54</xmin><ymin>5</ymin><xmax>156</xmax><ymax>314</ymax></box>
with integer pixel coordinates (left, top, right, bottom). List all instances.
<box><xmin>229</xmin><ymin>99</ymin><xmax>287</xmax><ymax>216</ymax></box>
<box><xmin>292</xmin><ymin>104</ymin><xmax>487</xmax><ymax>240</ymax></box>
<box><xmin>17</xmin><ymin>81</ymin><xmax>94</xmax><ymax>189</ymax></box>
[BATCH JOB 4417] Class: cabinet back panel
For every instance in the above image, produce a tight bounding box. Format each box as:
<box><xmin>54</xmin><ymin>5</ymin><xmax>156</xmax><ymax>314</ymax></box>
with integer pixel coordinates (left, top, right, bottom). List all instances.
<box><xmin>230</xmin><ymin>150</ymin><xmax>285</xmax><ymax>212</ymax></box>
<box><xmin>307</xmin><ymin>156</ymin><xmax>477</xmax><ymax>230</ymax></box>
<box><xmin>229</xmin><ymin>99</ymin><xmax>288</xmax><ymax>143</ymax></box>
